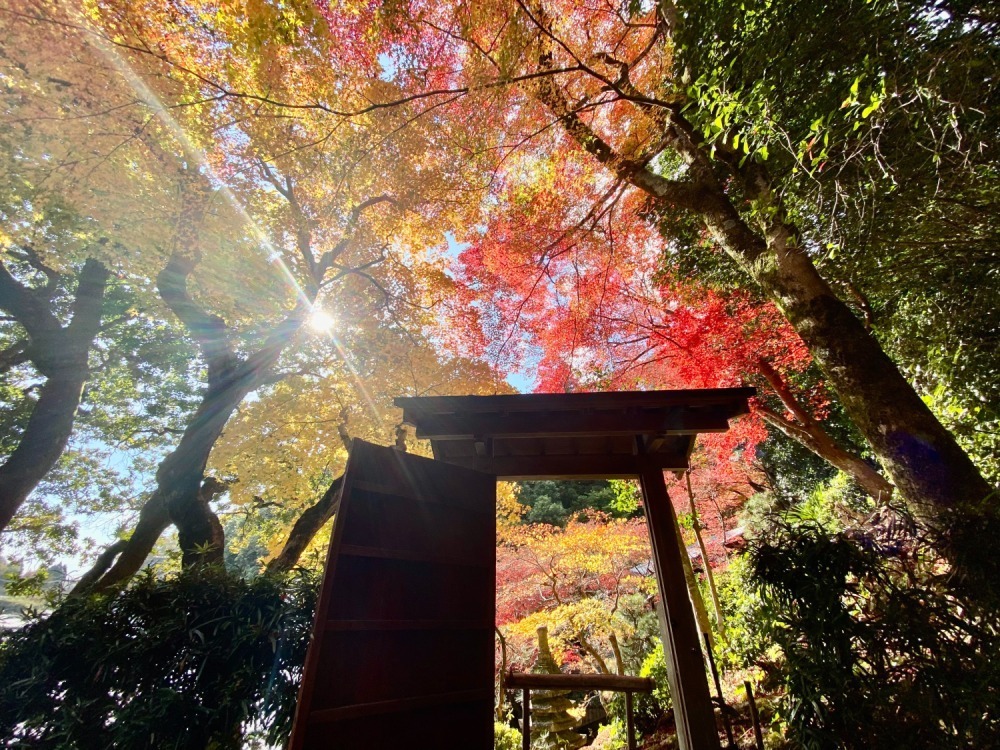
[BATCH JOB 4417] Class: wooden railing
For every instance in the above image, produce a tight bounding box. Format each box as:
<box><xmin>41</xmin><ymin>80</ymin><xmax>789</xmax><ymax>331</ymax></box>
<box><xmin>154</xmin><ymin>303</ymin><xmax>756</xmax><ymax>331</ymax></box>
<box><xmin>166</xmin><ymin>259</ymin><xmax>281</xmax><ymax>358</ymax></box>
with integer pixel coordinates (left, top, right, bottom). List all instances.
<box><xmin>506</xmin><ymin>672</ymin><xmax>655</xmax><ymax>750</ymax></box>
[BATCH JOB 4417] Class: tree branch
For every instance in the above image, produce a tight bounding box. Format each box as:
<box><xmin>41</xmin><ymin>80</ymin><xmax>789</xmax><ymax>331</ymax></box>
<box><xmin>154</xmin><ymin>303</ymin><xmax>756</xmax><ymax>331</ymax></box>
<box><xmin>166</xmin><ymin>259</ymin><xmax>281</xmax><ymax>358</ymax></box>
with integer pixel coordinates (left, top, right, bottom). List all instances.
<box><xmin>0</xmin><ymin>338</ymin><xmax>30</xmax><ymax>374</ymax></box>
<box><xmin>265</xmin><ymin>474</ymin><xmax>345</xmax><ymax>575</ymax></box>
<box><xmin>756</xmin><ymin>359</ymin><xmax>820</xmax><ymax>429</ymax></box>
<box><xmin>315</xmin><ymin>196</ymin><xmax>398</xmax><ymax>281</ymax></box>
<box><xmin>0</xmin><ymin>258</ymin><xmax>61</xmax><ymax>342</ymax></box>
<box><xmin>156</xmin><ymin>251</ymin><xmax>235</xmax><ymax>369</ymax></box>
<box><xmin>530</xmin><ymin>52</ymin><xmax>704</xmax><ymax>210</ymax></box>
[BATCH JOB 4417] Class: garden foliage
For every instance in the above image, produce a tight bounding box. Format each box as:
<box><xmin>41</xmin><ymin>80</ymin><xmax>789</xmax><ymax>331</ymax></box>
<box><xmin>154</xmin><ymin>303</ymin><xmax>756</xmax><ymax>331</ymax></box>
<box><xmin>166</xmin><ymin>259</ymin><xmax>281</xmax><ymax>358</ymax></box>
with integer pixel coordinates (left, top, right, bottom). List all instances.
<box><xmin>0</xmin><ymin>567</ymin><xmax>318</xmax><ymax>749</ymax></box>
<box><xmin>750</xmin><ymin>520</ymin><xmax>1000</xmax><ymax>749</ymax></box>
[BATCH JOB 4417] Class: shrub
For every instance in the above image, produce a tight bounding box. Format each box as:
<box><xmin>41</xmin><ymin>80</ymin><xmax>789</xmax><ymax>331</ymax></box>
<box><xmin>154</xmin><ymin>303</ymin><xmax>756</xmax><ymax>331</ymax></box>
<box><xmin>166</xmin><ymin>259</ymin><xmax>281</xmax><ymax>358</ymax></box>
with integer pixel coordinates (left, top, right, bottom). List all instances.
<box><xmin>494</xmin><ymin>721</ymin><xmax>522</xmax><ymax>750</ymax></box>
<box><xmin>716</xmin><ymin>553</ymin><xmax>773</xmax><ymax>670</ymax></box>
<box><xmin>639</xmin><ymin>641</ymin><xmax>671</xmax><ymax>713</ymax></box>
<box><xmin>0</xmin><ymin>566</ymin><xmax>319</xmax><ymax>749</ymax></box>
<box><xmin>751</xmin><ymin>520</ymin><xmax>1000</xmax><ymax>749</ymax></box>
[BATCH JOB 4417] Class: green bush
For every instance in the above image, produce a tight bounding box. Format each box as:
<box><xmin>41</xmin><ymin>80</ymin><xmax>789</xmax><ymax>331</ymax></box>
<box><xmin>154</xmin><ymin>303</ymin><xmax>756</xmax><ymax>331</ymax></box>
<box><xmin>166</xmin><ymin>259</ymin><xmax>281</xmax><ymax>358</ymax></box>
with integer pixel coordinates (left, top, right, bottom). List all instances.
<box><xmin>751</xmin><ymin>520</ymin><xmax>1000</xmax><ymax>749</ymax></box>
<box><xmin>0</xmin><ymin>566</ymin><xmax>319</xmax><ymax>749</ymax></box>
<box><xmin>597</xmin><ymin>719</ymin><xmax>629</xmax><ymax>750</ymax></box>
<box><xmin>494</xmin><ymin>721</ymin><xmax>522</xmax><ymax>750</ymax></box>
<box><xmin>716</xmin><ymin>553</ymin><xmax>773</xmax><ymax>670</ymax></box>
<box><xmin>606</xmin><ymin>639</ymin><xmax>670</xmax><ymax>737</ymax></box>
<box><xmin>639</xmin><ymin>641</ymin><xmax>671</xmax><ymax>712</ymax></box>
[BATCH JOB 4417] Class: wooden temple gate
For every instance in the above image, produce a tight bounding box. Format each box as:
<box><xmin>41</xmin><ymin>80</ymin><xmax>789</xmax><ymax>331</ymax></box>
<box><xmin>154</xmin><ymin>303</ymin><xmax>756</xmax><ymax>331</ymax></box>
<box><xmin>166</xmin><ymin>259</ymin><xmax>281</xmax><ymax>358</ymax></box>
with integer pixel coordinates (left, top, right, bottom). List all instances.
<box><xmin>288</xmin><ymin>388</ymin><xmax>754</xmax><ymax>750</ymax></box>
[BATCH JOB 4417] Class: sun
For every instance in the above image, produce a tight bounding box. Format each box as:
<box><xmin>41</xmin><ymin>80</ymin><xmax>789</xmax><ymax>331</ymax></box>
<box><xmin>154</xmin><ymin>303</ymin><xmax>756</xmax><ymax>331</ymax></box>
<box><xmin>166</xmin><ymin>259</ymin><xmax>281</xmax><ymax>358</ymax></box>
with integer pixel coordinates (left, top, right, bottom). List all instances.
<box><xmin>307</xmin><ymin>308</ymin><xmax>336</xmax><ymax>333</ymax></box>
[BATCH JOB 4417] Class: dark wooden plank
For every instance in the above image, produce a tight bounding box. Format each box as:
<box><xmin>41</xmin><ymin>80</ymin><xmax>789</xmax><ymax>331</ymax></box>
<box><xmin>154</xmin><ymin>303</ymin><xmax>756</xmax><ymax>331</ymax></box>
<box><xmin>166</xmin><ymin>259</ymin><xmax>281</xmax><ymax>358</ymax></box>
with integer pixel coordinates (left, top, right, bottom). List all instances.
<box><xmin>309</xmin><ymin>629</ymin><xmax>494</xmax><ymax>709</ymax></box>
<box><xmin>338</xmin><ymin>490</ymin><xmax>494</xmax><ymax>559</ymax></box>
<box><xmin>324</xmin><ymin>555</ymin><xmax>494</xmax><ymax>621</ymax></box>
<box><xmin>337</xmin><ymin>543</ymin><xmax>492</xmax><ymax>569</ymax></box>
<box><xmin>297</xmin><ymin>700</ymin><xmax>493</xmax><ymax>749</ymax></box>
<box><xmin>324</xmin><ymin>619</ymin><xmax>494</xmax><ymax>632</ymax></box>
<box><xmin>506</xmin><ymin>672</ymin><xmax>654</xmax><ymax>692</ymax></box>
<box><xmin>412</xmin><ymin>407</ymin><xmax>731</xmax><ymax>440</ymax></box>
<box><xmin>349</xmin><ymin>479</ymin><xmax>495</xmax><ymax>514</ymax></box>
<box><xmin>308</xmin><ymin>688</ymin><xmax>496</xmax><ymax>723</ymax></box>
<box><xmin>639</xmin><ymin>462</ymin><xmax>722</xmax><ymax>750</ymax></box>
<box><xmin>395</xmin><ymin>387</ymin><xmax>756</xmax><ymax>417</ymax></box>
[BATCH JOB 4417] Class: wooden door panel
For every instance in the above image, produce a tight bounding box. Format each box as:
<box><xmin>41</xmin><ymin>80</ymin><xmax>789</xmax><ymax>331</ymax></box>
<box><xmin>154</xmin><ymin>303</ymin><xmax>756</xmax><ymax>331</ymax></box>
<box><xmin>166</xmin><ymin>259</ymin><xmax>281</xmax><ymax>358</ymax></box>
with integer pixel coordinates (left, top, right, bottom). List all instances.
<box><xmin>310</xmin><ymin>628</ymin><xmax>494</xmax><ymax>708</ymax></box>
<box><xmin>296</xmin><ymin>696</ymin><xmax>494</xmax><ymax>748</ymax></box>
<box><xmin>338</xmin><ymin>488</ymin><xmax>493</xmax><ymax>562</ymax></box>
<box><xmin>323</xmin><ymin>556</ymin><xmax>494</xmax><ymax>621</ymax></box>
<box><xmin>288</xmin><ymin>440</ymin><xmax>496</xmax><ymax>750</ymax></box>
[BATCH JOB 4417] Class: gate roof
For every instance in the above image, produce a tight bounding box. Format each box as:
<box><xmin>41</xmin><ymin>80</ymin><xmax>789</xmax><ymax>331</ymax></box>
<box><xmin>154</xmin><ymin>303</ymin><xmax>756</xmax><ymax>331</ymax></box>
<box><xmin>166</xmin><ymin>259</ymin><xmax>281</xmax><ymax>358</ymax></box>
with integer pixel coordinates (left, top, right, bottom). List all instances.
<box><xmin>394</xmin><ymin>388</ymin><xmax>755</xmax><ymax>479</ymax></box>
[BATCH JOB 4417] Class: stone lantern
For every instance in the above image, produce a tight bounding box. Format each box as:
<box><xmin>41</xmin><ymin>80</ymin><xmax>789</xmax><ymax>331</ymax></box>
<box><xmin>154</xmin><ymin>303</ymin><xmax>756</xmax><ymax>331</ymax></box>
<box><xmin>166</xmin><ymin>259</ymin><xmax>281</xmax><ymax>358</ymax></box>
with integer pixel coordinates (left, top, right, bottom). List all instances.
<box><xmin>528</xmin><ymin>626</ymin><xmax>586</xmax><ymax>750</ymax></box>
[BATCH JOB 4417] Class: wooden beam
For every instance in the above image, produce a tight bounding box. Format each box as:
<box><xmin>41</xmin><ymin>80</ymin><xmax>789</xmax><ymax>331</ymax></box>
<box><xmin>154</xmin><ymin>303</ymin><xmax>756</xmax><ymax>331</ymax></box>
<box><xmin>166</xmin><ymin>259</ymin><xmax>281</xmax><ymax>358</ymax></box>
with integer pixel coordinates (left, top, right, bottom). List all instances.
<box><xmin>395</xmin><ymin>387</ymin><xmax>756</xmax><ymax>417</ymax></box>
<box><xmin>505</xmin><ymin>673</ymin><xmax>653</xmax><ymax>692</ymax></box>
<box><xmin>436</xmin><ymin>452</ymin><xmax>689</xmax><ymax>479</ymax></box>
<box><xmin>409</xmin><ymin>407</ymin><xmax>731</xmax><ymax>441</ymax></box>
<box><xmin>307</xmin><ymin>688</ymin><xmax>494</xmax><ymax>723</ymax></box>
<box><xmin>638</xmin><ymin>463</ymin><xmax>722</xmax><ymax>750</ymax></box>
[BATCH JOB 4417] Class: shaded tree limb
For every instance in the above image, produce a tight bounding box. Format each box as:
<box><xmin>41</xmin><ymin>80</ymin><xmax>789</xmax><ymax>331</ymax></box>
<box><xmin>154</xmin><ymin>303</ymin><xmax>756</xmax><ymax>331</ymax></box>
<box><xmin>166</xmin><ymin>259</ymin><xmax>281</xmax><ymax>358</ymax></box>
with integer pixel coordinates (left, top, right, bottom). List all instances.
<box><xmin>756</xmin><ymin>359</ymin><xmax>894</xmax><ymax>502</ymax></box>
<box><xmin>74</xmin><ymin>476</ymin><xmax>233</xmax><ymax>594</ymax></box>
<box><xmin>68</xmin><ymin>538</ymin><xmax>128</xmax><ymax>595</ymax></box>
<box><xmin>608</xmin><ymin>631</ymin><xmax>625</xmax><ymax>676</ymax></box>
<box><xmin>685</xmin><ymin>472</ymin><xmax>727</xmax><ymax>643</ymax></box>
<box><xmin>265</xmin><ymin>475</ymin><xmax>344</xmax><ymax>575</ymax></box>
<box><xmin>578</xmin><ymin>630</ymin><xmax>612</xmax><ymax>675</ymax></box>
<box><xmin>0</xmin><ymin>258</ymin><xmax>109</xmax><ymax>532</ymax></box>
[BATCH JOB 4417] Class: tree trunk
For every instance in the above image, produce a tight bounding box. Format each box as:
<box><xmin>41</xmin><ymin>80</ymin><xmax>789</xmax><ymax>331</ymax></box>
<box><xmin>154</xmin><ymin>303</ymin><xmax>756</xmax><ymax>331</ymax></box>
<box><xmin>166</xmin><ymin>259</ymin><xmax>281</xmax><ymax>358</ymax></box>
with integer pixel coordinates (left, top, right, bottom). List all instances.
<box><xmin>684</xmin><ymin>473</ymin><xmax>726</xmax><ymax>642</ymax></box>
<box><xmin>265</xmin><ymin>475</ymin><xmax>344</xmax><ymax>575</ymax></box>
<box><xmin>674</xmin><ymin>505</ymin><xmax>715</xmax><ymax>650</ymax></box>
<box><xmin>74</xmin><ymin>310</ymin><xmax>307</xmax><ymax>586</ymax></box>
<box><xmin>609</xmin><ymin>631</ymin><xmax>625</xmax><ymax>675</ymax></box>
<box><xmin>0</xmin><ymin>371</ymin><xmax>91</xmax><ymax>529</ymax></box>
<box><xmin>75</xmin><ymin>477</ymin><xmax>231</xmax><ymax>594</ymax></box>
<box><xmin>74</xmin><ymin>491</ymin><xmax>170</xmax><ymax>593</ymax></box>
<box><xmin>0</xmin><ymin>258</ymin><xmax>109</xmax><ymax>532</ymax></box>
<box><xmin>150</xmin><ymin>249</ymin><xmax>309</xmax><ymax>567</ymax></box>
<box><xmin>689</xmin><ymin>178</ymin><xmax>996</xmax><ymax>581</ymax></box>
<box><xmin>755</xmin><ymin>359</ymin><xmax>894</xmax><ymax>501</ymax></box>
<box><xmin>154</xmin><ymin>380</ymin><xmax>246</xmax><ymax>568</ymax></box>
<box><xmin>746</xmin><ymin>231</ymin><xmax>996</xmax><ymax>531</ymax></box>
<box><xmin>69</xmin><ymin>178</ymin><xmax>381</xmax><ymax>586</ymax></box>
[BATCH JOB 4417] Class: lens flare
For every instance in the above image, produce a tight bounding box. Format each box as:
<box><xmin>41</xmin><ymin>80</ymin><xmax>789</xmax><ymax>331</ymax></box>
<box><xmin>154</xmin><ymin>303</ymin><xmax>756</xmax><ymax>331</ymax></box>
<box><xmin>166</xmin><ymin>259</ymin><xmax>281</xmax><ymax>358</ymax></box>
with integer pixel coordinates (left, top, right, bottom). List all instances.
<box><xmin>307</xmin><ymin>309</ymin><xmax>336</xmax><ymax>332</ymax></box>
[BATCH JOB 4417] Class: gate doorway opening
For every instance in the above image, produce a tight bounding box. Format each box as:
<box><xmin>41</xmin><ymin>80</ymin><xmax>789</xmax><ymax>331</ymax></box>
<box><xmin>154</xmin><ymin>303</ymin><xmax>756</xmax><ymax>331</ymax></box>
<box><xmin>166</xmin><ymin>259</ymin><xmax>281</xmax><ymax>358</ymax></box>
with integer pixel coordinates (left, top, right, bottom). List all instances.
<box><xmin>288</xmin><ymin>388</ymin><xmax>753</xmax><ymax>750</ymax></box>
